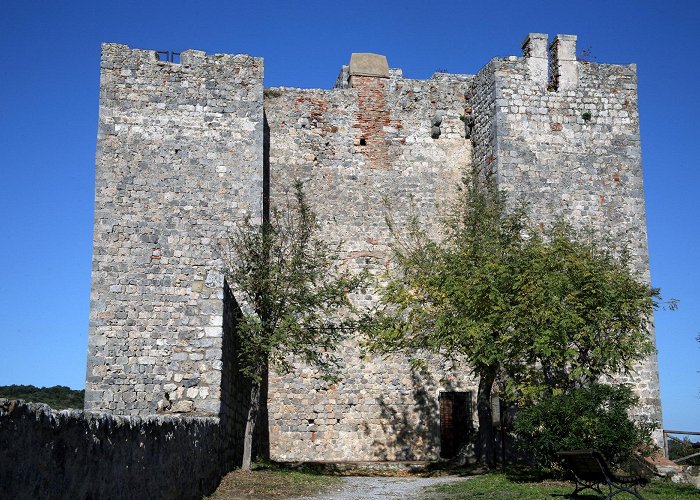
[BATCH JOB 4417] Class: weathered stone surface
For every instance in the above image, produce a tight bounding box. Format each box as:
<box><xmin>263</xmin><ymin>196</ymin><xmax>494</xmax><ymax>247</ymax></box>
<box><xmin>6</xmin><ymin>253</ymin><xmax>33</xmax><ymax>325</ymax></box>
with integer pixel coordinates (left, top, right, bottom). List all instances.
<box><xmin>0</xmin><ymin>399</ymin><xmax>231</xmax><ymax>500</ymax></box>
<box><xmin>85</xmin><ymin>34</ymin><xmax>661</xmax><ymax>463</ymax></box>
<box><xmin>85</xmin><ymin>43</ymin><xmax>263</xmax><ymax>417</ymax></box>
<box><xmin>349</xmin><ymin>53</ymin><xmax>390</xmax><ymax>78</ymax></box>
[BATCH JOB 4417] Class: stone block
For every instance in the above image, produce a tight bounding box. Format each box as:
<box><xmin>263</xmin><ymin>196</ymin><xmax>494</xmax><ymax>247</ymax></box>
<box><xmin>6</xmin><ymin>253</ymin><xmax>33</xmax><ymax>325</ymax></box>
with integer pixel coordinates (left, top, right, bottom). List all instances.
<box><xmin>348</xmin><ymin>53</ymin><xmax>389</xmax><ymax>78</ymax></box>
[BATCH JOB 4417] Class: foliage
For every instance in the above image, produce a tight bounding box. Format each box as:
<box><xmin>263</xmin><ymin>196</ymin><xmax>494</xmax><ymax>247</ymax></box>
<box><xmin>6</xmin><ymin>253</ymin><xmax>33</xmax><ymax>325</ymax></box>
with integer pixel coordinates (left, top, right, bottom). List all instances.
<box><xmin>668</xmin><ymin>436</ymin><xmax>700</xmax><ymax>466</ymax></box>
<box><xmin>365</xmin><ymin>167</ymin><xmax>663</xmax><ymax>464</ymax></box>
<box><xmin>224</xmin><ymin>180</ymin><xmax>366</xmax><ymax>470</ymax></box>
<box><xmin>0</xmin><ymin>384</ymin><xmax>84</xmax><ymax>409</ymax></box>
<box><xmin>504</xmin><ymin>221</ymin><xmax>662</xmax><ymax>401</ymax></box>
<box><xmin>427</xmin><ymin>471</ymin><xmax>699</xmax><ymax>500</ymax></box>
<box><xmin>225</xmin><ymin>180</ymin><xmax>366</xmax><ymax>383</ymax></box>
<box><xmin>513</xmin><ymin>384</ymin><xmax>657</xmax><ymax>469</ymax></box>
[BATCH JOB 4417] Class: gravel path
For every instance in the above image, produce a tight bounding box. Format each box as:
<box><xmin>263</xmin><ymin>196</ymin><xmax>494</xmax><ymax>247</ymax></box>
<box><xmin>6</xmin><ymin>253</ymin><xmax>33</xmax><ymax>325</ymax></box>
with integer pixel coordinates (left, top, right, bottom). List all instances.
<box><xmin>302</xmin><ymin>475</ymin><xmax>467</xmax><ymax>499</ymax></box>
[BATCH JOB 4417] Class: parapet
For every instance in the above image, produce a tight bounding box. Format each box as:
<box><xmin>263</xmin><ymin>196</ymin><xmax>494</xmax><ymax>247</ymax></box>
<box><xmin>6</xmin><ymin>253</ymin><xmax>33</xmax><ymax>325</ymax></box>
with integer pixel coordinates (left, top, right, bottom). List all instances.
<box><xmin>549</xmin><ymin>34</ymin><xmax>578</xmax><ymax>90</ymax></box>
<box><xmin>522</xmin><ymin>33</ymin><xmax>549</xmax><ymax>85</ymax></box>
<box><xmin>99</xmin><ymin>42</ymin><xmax>263</xmax><ymax>75</ymax></box>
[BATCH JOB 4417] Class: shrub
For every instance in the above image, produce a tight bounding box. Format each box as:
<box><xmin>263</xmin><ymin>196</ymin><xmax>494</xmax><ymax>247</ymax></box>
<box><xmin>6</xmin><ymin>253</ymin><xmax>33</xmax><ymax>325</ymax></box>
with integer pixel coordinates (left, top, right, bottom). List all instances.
<box><xmin>668</xmin><ymin>436</ymin><xmax>700</xmax><ymax>466</ymax></box>
<box><xmin>514</xmin><ymin>384</ymin><xmax>657</xmax><ymax>469</ymax></box>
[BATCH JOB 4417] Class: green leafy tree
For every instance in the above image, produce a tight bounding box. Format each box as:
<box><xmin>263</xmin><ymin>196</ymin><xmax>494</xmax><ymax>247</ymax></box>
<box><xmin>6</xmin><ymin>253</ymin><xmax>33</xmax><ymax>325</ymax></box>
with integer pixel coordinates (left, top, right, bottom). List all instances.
<box><xmin>365</xmin><ymin>169</ymin><xmax>663</xmax><ymax>466</ymax></box>
<box><xmin>0</xmin><ymin>384</ymin><xmax>84</xmax><ymax>409</ymax></box>
<box><xmin>225</xmin><ymin>180</ymin><xmax>366</xmax><ymax>471</ymax></box>
<box><xmin>513</xmin><ymin>384</ymin><xmax>657</xmax><ymax>469</ymax></box>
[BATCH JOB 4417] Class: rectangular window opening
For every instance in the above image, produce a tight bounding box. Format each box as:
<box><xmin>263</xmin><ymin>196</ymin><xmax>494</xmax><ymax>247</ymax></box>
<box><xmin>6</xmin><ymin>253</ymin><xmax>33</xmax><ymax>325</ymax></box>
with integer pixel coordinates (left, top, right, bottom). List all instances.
<box><xmin>157</xmin><ymin>51</ymin><xmax>181</xmax><ymax>64</ymax></box>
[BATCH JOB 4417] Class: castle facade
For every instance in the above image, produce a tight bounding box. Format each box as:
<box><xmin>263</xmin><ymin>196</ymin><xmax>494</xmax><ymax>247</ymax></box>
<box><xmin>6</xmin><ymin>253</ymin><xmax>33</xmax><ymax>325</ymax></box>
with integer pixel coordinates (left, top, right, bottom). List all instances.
<box><xmin>86</xmin><ymin>34</ymin><xmax>660</xmax><ymax>461</ymax></box>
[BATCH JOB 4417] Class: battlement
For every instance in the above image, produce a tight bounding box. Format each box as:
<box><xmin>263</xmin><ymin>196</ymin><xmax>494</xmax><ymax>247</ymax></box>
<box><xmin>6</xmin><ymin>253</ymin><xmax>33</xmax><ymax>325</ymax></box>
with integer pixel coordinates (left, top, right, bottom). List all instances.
<box><xmin>87</xmin><ymin>34</ymin><xmax>660</xmax><ymax>462</ymax></box>
<box><xmin>100</xmin><ymin>42</ymin><xmax>263</xmax><ymax>70</ymax></box>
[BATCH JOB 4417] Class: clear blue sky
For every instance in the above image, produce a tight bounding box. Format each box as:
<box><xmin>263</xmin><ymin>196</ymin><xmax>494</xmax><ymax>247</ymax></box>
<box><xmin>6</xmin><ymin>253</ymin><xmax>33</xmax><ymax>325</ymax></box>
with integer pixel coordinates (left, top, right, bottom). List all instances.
<box><xmin>1</xmin><ymin>0</ymin><xmax>698</xmax><ymax>431</ymax></box>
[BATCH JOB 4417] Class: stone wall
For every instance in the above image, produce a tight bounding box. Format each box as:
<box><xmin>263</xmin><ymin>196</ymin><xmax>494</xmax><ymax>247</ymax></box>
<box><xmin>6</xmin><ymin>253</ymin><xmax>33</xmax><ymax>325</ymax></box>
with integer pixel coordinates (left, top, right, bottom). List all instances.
<box><xmin>0</xmin><ymin>399</ymin><xmax>233</xmax><ymax>500</ymax></box>
<box><xmin>481</xmin><ymin>34</ymin><xmax>660</xmax><ymax>424</ymax></box>
<box><xmin>85</xmin><ymin>34</ymin><xmax>661</xmax><ymax>462</ymax></box>
<box><xmin>263</xmin><ymin>66</ymin><xmax>477</xmax><ymax>461</ymax></box>
<box><xmin>86</xmin><ymin>44</ymin><xmax>263</xmax><ymax>416</ymax></box>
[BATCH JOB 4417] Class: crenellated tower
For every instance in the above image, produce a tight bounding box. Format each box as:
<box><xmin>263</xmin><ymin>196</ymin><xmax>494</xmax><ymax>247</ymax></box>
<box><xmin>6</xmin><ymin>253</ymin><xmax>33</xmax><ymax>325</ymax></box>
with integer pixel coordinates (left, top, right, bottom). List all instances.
<box><xmin>86</xmin><ymin>44</ymin><xmax>263</xmax><ymax>419</ymax></box>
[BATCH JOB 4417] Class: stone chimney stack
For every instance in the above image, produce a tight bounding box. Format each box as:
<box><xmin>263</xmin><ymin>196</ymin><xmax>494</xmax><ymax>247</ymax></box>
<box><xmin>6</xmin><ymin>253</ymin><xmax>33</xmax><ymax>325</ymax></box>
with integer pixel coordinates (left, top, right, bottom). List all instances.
<box><xmin>550</xmin><ymin>34</ymin><xmax>578</xmax><ymax>90</ymax></box>
<box><xmin>522</xmin><ymin>33</ymin><xmax>549</xmax><ymax>86</ymax></box>
<box><xmin>348</xmin><ymin>53</ymin><xmax>389</xmax><ymax>87</ymax></box>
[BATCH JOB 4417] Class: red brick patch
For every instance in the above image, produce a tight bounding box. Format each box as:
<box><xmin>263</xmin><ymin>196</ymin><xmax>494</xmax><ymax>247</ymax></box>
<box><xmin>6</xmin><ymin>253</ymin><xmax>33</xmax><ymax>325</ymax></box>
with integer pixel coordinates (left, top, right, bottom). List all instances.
<box><xmin>351</xmin><ymin>76</ymin><xmax>402</xmax><ymax>169</ymax></box>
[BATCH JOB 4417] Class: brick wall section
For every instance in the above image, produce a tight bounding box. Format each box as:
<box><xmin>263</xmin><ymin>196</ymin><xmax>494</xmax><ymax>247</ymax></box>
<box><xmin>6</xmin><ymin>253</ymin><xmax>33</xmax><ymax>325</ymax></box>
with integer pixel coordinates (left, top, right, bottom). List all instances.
<box><xmin>0</xmin><ymin>399</ymin><xmax>234</xmax><ymax>500</ymax></box>
<box><xmin>351</xmin><ymin>75</ymin><xmax>398</xmax><ymax>169</ymax></box>
<box><xmin>86</xmin><ymin>44</ymin><xmax>263</xmax><ymax>416</ymax></box>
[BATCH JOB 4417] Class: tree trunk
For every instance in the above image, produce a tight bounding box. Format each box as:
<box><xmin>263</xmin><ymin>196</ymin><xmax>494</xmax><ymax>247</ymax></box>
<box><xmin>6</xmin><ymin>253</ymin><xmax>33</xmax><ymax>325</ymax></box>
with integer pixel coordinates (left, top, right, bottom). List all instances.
<box><xmin>476</xmin><ymin>366</ymin><xmax>498</xmax><ymax>467</ymax></box>
<box><xmin>241</xmin><ymin>378</ymin><xmax>262</xmax><ymax>471</ymax></box>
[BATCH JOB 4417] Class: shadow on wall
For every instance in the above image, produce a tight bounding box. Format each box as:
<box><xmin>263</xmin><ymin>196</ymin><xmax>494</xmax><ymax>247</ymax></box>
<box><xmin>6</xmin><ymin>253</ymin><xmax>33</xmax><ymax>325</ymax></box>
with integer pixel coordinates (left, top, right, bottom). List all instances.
<box><xmin>219</xmin><ymin>109</ymin><xmax>270</xmax><ymax>464</ymax></box>
<box><xmin>0</xmin><ymin>400</ymin><xmax>229</xmax><ymax>500</ymax></box>
<box><xmin>221</xmin><ymin>281</ymin><xmax>269</xmax><ymax>465</ymax></box>
<box><xmin>362</xmin><ymin>368</ymin><xmax>441</xmax><ymax>460</ymax></box>
<box><xmin>263</xmin><ymin>111</ymin><xmax>270</xmax><ymax>223</ymax></box>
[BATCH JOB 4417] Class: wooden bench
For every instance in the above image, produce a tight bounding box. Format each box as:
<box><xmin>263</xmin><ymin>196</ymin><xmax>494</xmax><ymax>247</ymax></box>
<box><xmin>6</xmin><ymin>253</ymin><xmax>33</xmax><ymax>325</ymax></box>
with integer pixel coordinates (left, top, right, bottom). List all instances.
<box><xmin>557</xmin><ymin>450</ymin><xmax>651</xmax><ymax>499</ymax></box>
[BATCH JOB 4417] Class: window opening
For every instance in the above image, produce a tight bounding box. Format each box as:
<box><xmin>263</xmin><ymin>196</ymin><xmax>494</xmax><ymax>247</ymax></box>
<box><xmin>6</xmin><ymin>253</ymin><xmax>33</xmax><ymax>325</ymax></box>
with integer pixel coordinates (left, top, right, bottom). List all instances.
<box><xmin>157</xmin><ymin>51</ymin><xmax>181</xmax><ymax>64</ymax></box>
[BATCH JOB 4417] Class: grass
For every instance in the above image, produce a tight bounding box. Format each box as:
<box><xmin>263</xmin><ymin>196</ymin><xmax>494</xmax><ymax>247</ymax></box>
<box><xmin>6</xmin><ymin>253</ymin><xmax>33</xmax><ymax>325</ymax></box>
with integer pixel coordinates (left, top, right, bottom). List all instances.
<box><xmin>206</xmin><ymin>464</ymin><xmax>699</xmax><ymax>499</ymax></box>
<box><xmin>207</xmin><ymin>467</ymin><xmax>340</xmax><ymax>499</ymax></box>
<box><xmin>426</xmin><ymin>471</ymin><xmax>700</xmax><ymax>499</ymax></box>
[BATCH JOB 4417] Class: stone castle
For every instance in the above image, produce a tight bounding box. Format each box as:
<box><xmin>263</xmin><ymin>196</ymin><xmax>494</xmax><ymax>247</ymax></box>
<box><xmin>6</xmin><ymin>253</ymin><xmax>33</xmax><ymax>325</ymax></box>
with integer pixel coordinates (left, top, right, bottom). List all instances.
<box><xmin>85</xmin><ymin>33</ymin><xmax>660</xmax><ymax>462</ymax></box>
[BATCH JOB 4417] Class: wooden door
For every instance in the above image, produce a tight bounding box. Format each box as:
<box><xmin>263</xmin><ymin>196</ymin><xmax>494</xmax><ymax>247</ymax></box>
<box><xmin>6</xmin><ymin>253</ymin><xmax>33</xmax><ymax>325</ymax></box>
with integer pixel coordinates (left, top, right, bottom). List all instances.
<box><xmin>439</xmin><ymin>391</ymin><xmax>471</xmax><ymax>459</ymax></box>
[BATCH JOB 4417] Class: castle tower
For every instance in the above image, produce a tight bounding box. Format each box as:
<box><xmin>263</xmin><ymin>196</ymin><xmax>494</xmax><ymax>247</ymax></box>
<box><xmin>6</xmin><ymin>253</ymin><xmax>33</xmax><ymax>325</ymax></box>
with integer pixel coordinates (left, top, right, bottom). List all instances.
<box><xmin>86</xmin><ymin>35</ymin><xmax>661</xmax><ymax>461</ymax></box>
<box><xmin>492</xmin><ymin>33</ymin><xmax>660</xmax><ymax>425</ymax></box>
<box><xmin>86</xmin><ymin>44</ymin><xmax>263</xmax><ymax>417</ymax></box>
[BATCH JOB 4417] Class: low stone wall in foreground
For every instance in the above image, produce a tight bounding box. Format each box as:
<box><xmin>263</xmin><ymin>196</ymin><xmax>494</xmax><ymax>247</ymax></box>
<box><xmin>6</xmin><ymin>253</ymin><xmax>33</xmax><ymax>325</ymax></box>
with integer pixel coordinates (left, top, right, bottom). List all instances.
<box><xmin>0</xmin><ymin>399</ymin><xmax>234</xmax><ymax>500</ymax></box>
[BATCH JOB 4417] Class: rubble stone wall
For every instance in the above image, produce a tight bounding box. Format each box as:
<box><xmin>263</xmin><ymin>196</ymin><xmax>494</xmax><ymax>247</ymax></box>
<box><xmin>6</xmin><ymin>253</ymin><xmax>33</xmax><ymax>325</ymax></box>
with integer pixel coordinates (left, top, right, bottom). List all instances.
<box><xmin>263</xmin><ymin>71</ymin><xmax>476</xmax><ymax>461</ymax></box>
<box><xmin>86</xmin><ymin>44</ymin><xmax>263</xmax><ymax>416</ymax></box>
<box><xmin>0</xmin><ymin>399</ymin><xmax>232</xmax><ymax>500</ymax></box>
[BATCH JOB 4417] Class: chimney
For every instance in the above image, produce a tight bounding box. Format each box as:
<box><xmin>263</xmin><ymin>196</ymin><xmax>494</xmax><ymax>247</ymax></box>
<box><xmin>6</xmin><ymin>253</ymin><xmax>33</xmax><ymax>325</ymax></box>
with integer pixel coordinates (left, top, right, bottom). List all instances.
<box><xmin>550</xmin><ymin>34</ymin><xmax>578</xmax><ymax>90</ymax></box>
<box><xmin>348</xmin><ymin>53</ymin><xmax>389</xmax><ymax>87</ymax></box>
<box><xmin>522</xmin><ymin>33</ymin><xmax>548</xmax><ymax>85</ymax></box>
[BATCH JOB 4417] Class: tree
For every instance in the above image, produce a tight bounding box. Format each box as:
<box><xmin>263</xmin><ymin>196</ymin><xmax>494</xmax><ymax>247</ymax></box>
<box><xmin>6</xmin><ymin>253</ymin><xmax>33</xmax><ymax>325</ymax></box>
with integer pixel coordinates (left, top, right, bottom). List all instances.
<box><xmin>365</xmin><ymin>168</ymin><xmax>663</xmax><ymax>466</ymax></box>
<box><xmin>0</xmin><ymin>385</ymin><xmax>84</xmax><ymax>409</ymax></box>
<box><xmin>225</xmin><ymin>180</ymin><xmax>366</xmax><ymax>471</ymax></box>
<box><xmin>667</xmin><ymin>435</ymin><xmax>700</xmax><ymax>466</ymax></box>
